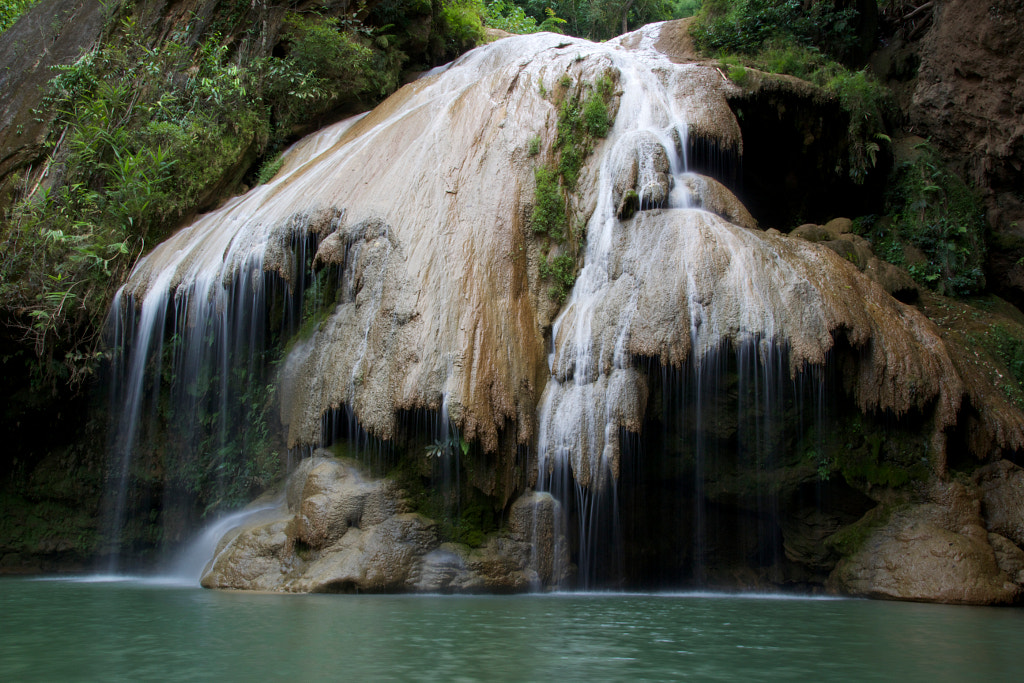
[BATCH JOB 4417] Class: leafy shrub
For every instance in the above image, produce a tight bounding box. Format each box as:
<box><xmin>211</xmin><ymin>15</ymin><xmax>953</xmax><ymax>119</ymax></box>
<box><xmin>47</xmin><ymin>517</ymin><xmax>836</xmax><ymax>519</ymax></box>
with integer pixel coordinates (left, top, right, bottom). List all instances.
<box><xmin>701</xmin><ymin>20</ymin><xmax>893</xmax><ymax>184</ymax></box>
<box><xmin>485</xmin><ymin>0</ymin><xmax>540</xmax><ymax>33</ymax></box>
<box><xmin>530</xmin><ymin>75</ymin><xmax>617</xmax><ymax>300</ymax></box>
<box><xmin>528</xmin><ymin>135</ymin><xmax>542</xmax><ymax>156</ymax></box>
<box><xmin>0</xmin><ymin>13</ymin><xmax>381</xmax><ymax>382</ymax></box>
<box><xmin>691</xmin><ymin>0</ymin><xmax>860</xmax><ymax>63</ymax></box>
<box><xmin>281</xmin><ymin>14</ymin><xmax>373</xmax><ymax>91</ymax></box>
<box><xmin>858</xmin><ymin>143</ymin><xmax>986</xmax><ymax>297</ymax></box>
<box><xmin>255</xmin><ymin>153</ymin><xmax>285</xmax><ymax>185</ymax></box>
<box><xmin>824</xmin><ymin>69</ymin><xmax>890</xmax><ymax>182</ymax></box>
<box><xmin>272</xmin><ymin>13</ymin><xmax>377</xmax><ymax>126</ymax></box>
<box><xmin>583</xmin><ymin>89</ymin><xmax>610</xmax><ymax>138</ymax></box>
<box><xmin>539</xmin><ymin>252</ymin><xmax>577</xmax><ymax>303</ymax></box>
<box><xmin>0</xmin><ymin>0</ymin><xmax>37</xmax><ymax>35</ymax></box>
<box><xmin>439</xmin><ymin>0</ymin><xmax>487</xmax><ymax>54</ymax></box>
<box><xmin>531</xmin><ymin>166</ymin><xmax>565</xmax><ymax>239</ymax></box>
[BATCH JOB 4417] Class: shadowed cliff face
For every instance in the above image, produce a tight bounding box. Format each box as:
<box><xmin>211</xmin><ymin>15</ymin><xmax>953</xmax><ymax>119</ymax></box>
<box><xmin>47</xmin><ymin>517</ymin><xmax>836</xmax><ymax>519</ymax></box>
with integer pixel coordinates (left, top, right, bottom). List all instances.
<box><xmin>107</xmin><ymin>21</ymin><xmax>1024</xmax><ymax>599</ymax></box>
<box><xmin>904</xmin><ymin>0</ymin><xmax>1024</xmax><ymax>305</ymax></box>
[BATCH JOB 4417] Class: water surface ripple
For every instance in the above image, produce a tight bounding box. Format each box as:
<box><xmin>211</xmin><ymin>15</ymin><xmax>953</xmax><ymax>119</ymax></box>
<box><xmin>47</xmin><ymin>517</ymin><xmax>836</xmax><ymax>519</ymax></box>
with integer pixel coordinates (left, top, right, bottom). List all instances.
<box><xmin>2</xmin><ymin>578</ymin><xmax>1021</xmax><ymax>681</ymax></box>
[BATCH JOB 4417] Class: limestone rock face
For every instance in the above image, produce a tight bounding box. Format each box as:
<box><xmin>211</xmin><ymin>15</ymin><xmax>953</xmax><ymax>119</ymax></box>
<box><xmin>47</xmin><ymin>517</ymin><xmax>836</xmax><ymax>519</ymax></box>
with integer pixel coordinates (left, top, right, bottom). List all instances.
<box><xmin>201</xmin><ymin>454</ymin><xmax>567</xmax><ymax>593</ymax></box>
<box><xmin>828</xmin><ymin>480</ymin><xmax>1022</xmax><ymax>605</ymax></box>
<box><xmin>975</xmin><ymin>460</ymin><xmax>1024</xmax><ymax>549</ymax></box>
<box><xmin>120</xmin><ymin>23</ymin><xmax>1024</xmax><ymax>479</ymax></box>
<box><xmin>989</xmin><ymin>533</ymin><xmax>1024</xmax><ymax>586</ymax></box>
<box><xmin>790</xmin><ymin>218</ymin><xmax>918</xmax><ymax>301</ymax></box>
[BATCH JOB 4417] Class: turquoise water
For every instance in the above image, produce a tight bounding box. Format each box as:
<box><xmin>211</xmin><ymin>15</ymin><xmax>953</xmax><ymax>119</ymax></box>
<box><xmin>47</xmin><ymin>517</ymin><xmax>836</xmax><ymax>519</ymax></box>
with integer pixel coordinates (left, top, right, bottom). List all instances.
<box><xmin>1</xmin><ymin>577</ymin><xmax>1021</xmax><ymax>681</ymax></box>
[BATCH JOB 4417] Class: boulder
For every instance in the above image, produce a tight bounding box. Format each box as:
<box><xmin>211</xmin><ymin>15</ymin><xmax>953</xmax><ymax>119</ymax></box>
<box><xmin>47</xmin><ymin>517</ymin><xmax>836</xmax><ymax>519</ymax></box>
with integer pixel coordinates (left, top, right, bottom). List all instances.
<box><xmin>676</xmin><ymin>174</ymin><xmax>757</xmax><ymax>230</ymax></box>
<box><xmin>828</xmin><ymin>480</ymin><xmax>1021</xmax><ymax>605</ymax></box>
<box><xmin>975</xmin><ymin>460</ymin><xmax>1024</xmax><ymax>548</ymax></box>
<box><xmin>201</xmin><ymin>454</ymin><xmax>567</xmax><ymax>593</ymax></box>
<box><xmin>791</xmin><ymin>220</ymin><xmax>919</xmax><ymax>301</ymax></box>
<box><xmin>989</xmin><ymin>532</ymin><xmax>1024</xmax><ymax>585</ymax></box>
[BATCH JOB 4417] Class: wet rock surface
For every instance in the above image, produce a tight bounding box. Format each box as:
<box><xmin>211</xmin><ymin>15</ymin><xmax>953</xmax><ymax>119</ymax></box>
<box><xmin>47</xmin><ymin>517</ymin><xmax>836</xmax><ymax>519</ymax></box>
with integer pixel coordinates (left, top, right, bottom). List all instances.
<box><xmin>789</xmin><ymin>217</ymin><xmax>918</xmax><ymax>302</ymax></box>
<box><xmin>201</xmin><ymin>454</ymin><xmax>569</xmax><ymax>593</ymax></box>
<box><xmin>829</xmin><ymin>475</ymin><xmax>1024</xmax><ymax>605</ymax></box>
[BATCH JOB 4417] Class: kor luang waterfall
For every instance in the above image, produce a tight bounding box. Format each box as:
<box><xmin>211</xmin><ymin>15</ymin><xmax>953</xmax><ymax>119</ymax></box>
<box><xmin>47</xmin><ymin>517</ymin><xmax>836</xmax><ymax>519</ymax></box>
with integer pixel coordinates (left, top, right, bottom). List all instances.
<box><xmin>102</xmin><ymin>22</ymin><xmax>1024</xmax><ymax>600</ymax></box>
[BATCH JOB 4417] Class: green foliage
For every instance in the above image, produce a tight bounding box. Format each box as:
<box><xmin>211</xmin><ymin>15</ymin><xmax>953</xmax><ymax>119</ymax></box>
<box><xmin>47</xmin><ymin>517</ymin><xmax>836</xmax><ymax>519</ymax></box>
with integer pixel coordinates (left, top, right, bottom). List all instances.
<box><xmin>255</xmin><ymin>153</ymin><xmax>285</xmax><ymax>185</ymax></box>
<box><xmin>825</xmin><ymin>69</ymin><xmax>890</xmax><ymax>183</ymax></box>
<box><xmin>719</xmin><ymin>55</ymin><xmax>749</xmax><ymax>85</ymax></box>
<box><xmin>969</xmin><ymin>323</ymin><xmax>1024</xmax><ymax>410</ymax></box>
<box><xmin>0</xmin><ymin>22</ymin><xmax>275</xmax><ymax>381</ymax></box>
<box><xmin>485</xmin><ymin>0</ymin><xmax>545</xmax><ymax>33</ymax></box>
<box><xmin>540</xmin><ymin>253</ymin><xmax>577</xmax><ymax>303</ymax></box>
<box><xmin>0</xmin><ymin>0</ymin><xmax>37</xmax><ymax>35</ymax></box>
<box><xmin>583</xmin><ymin>87</ymin><xmax>610</xmax><ymax>138</ymax></box>
<box><xmin>527</xmin><ymin>135</ymin><xmax>542</xmax><ymax>156</ymax></box>
<box><xmin>279</xmin><ymin>13</ymin><xmax>374</xmax><ymax>100</ymax></box>
<box><xmin>270</xmin><ymin>12</ymin><xmax>387</xmax><ymax>125</ymax></box>
<box><xmin>691</xmin><ymin>0</ymin><xmax>860</xmax><ymax>63</ymax></box>
<box><xmin>439</xmin><ymin>0</ymin><xmax>487</xmax><ymax>54</ymax></box>
<box><xmin>530</xmin><ymin>75</ymin><xmax>617</xmax><ymax>301</ymax></box>
<box><xmin>555</xmin><ymin>90</ymin><xmax>587</xmax><ymax>188</ymax></box>
<box><xmin>0</xmin><ymin>11</ymin><xmax>397</xmax><ymax>384</ymax></box>
<box><xmin>531</xmin><ymin>166</ymin><xmax>565</xmax><ymax>239</ymax></box>
<box><xmin>858</xmin><ymin>144</ymin><xmax>986</xmax><ymax>297</ymax></box>
<box><xmin>159</xmin><ymin>336</ymin><xmax>283</xmax><ymax>514</ymax></box>
<box><xmin>510</xmin><ymin>0</ymin><xmax>684</xmax><ymax>40</ymax></box>
<box><xmin>698</xmin><ymin>11</ymin><xmax>892</xmax><ymax>184</ymax></box>
<box><xmin>394</xmin><ymin>443</ymin><xmax>499</xmax><ymax>548</ymax></box>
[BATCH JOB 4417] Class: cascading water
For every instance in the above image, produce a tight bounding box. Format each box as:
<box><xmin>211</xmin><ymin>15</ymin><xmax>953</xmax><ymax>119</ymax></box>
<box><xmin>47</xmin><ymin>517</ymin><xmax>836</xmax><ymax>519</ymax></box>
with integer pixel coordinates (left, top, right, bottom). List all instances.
<box><xmin>97</xmin><ymin>22</ymin><xmax>995</xmax><ymax>593</ymax></box>
<box><xmin>534</xmin><ymin>46</ymin><xmax>701</xmax><ymax>587</ymax></box>
<box><xmin>100</xmin><ymin>120</ymin><xmax>362</xmax><ymax>569</ymax></box>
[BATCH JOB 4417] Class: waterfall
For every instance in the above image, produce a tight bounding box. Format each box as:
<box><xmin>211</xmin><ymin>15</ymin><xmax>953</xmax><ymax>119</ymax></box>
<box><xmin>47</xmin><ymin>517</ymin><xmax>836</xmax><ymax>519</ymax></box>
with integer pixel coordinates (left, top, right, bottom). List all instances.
<box><xmin>97</xmin><ymin>22</ymin><xmax>978</xmax><ymax>590</ymax></box>
<box><xmin>99</xmin><ymin>119</ymin><xmax>361</xmax><ymax>569</ymax></box>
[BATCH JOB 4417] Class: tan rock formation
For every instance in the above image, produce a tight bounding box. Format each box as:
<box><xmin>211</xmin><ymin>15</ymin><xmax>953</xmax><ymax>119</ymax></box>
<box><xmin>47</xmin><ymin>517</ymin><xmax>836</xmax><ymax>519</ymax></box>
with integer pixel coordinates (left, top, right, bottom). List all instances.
<box><xmin>201</xmin><ymin>454</ymin><xmax>569</xmax><ymax>593</ymax></box>
<box><xmin>828</xmin><ymin>480</ymin><xmax>1022</xmax><ymax>605</ymax></box>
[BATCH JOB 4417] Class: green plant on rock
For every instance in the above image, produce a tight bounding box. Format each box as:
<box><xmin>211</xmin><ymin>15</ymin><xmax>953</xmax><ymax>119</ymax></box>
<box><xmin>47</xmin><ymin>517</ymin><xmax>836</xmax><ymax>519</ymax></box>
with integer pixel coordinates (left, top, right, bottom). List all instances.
<box><xmin>0</xmin><ymin>9</ymin><xmax>396</xmax><ymax>385</ymax></box>
<box><xmin>530</xmin><ymin>74</ymin><xmax>616</xmax><ymax>302</ymax></box>
<box><xmin>0</xmin><ymin>0</ymin><xmax>38</xmax><ymax>35</ymax></box>
<box><xmin>692</xmin><ymin>3</ymin><xmax>892</xmax><ymax>184</ymax></box>
<box><xmin>527</xmin><ymin>135</ymin><xmax>542</xmax><ymax>156</ymax></box>
<box><xmin>540</xmin><ymin>253</ymin><xmax>577</xmax><ymax>303</ymax></box>
<box><xmin>825</xmin><ymin>69</ymin><xmax>890</xmax><ymax>183</ymax></box>
<box><xmin>969</xmin><ymin>323</ymin><xmax>1024</xmax><ymax>410</ymax></box>
<box><xmin>255</xmin><ymin>153</ymin><xmax>285</xmax><ymax>185</ymax></box>
<box><xmin>719</xmin><ymin>55</ymin><xmax>749</xmax><ymax>86</ymax></box>
<box><xmin>273</xmin><ymin>12</ymin><xmax>376</xmax><ymax>122</ymax></box>
<box><xmin>857</xmin><ymin>143</ymin><xmax>986</xmax><ymax>297</ymax></box>
<box><xmin>531</xmin><ymin>166</ymin><xmax>565</xmax><ymax>240</ymax></box>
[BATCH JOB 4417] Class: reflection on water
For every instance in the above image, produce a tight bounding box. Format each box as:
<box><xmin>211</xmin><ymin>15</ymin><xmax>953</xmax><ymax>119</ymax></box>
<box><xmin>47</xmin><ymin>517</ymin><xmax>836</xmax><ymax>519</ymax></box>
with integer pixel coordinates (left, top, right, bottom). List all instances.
<box><xmin>2</xmin><ymin>577</ymin><xmax>1022</xmax><ymax>682</ymax></box>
